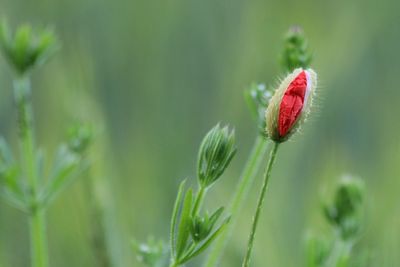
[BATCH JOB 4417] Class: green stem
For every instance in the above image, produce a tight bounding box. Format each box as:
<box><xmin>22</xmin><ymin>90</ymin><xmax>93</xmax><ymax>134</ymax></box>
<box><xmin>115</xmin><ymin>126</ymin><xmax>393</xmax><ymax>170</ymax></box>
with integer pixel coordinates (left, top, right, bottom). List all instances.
<box><xmin>192</xmin><ymin>185</ymin><xmax>206</xmax><ymax>216</ymax></box>
<box><xmin>14</xmin><ymin>75</ymin><xmax>49</xmax><ymax>267</ymax></box>
<box><xmin>30</xmin><ymin>209</ymin><xmax>48</xmax><ymax>267</ymax></box>
<box><xmin>203</xmin><ymin>136</ymin><xmax>268</xmax><ymax>267</ymax></box>
<box><xmin>241</xmin><ymin>142</ymin><xmax>279</xmax><ymax>267</ymax></box>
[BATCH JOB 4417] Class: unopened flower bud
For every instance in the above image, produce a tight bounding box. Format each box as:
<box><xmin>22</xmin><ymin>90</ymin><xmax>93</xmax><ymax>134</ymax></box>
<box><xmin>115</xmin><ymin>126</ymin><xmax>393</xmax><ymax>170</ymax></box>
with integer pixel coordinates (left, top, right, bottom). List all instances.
<box><xmin>197</xmin><ymin>124</ymin><xmax>236</xmax><ymax>188</ymax></box>
<box><xmin>190</xmin><ymin>207</ymin><xmax>224</xmax><ymax>242</ymax></box>
<box><xmin>281</xmin><ymin>26</ymin><xmax>312</xmax><ymax>72</ymax></box>
<box><xmin>324</xmin><ymin>176</ymin><xmax>365</xmax><ymax>239</ymax></box>
<box><xmin>0</xmin><ymin>20</ymin><xmax>58</xmax><ymax>74</ymax></box>
<box><xmin>265</xmin><ymin>68</ymin><xmax>317</xmax><ymax>143</ymax></box>
<box><xmin>67</xmin><ymin>123</ymin><xmax>92</xmax><ymax>154</ymax></box>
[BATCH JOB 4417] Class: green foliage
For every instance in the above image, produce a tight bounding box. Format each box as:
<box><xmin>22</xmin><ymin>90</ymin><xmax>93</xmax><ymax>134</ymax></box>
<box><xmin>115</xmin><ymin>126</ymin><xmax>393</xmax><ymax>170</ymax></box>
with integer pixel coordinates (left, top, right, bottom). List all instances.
<box><xmin>280</xmin><ymin>26</ymin><xmax>312</xmax><ymax>72</ymax></box>
<box><xmin>0</xmin><ymin>21</ymin><xmax>89</xmax><ymax>267</ymax></box>
<box><xmin>139</xmin><ymin>124</ymin><xmax>235</xmax><ymax>267</ymax></box>
<box><xmin>323</xmin><ymin>176</ymin><xmax>365</xmax><ymax>240</ymax></box>
<box><xmin>197</xmin><ymin>124</ymin><xmax>236</xmax><ymax>188</ymax></box>
<box><xmin>190</xmin><ymin>207</ymin><xmax>224</xmax><ymax>242</ymax></box>
<box><xmin>306</xmin><ymin>176</ymin><xmax>367</xmax><ymax>267</ymax></box>
<box><xmin>0</xmin><ymin>20</ymin><xmax>58</xmax><ymax>75</ymax></box>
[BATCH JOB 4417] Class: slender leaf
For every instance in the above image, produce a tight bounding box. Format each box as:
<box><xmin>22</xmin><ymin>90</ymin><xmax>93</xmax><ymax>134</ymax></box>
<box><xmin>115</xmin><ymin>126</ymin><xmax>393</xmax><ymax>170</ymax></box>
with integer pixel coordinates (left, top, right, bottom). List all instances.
<box><xmin>176</xmin><ymin>188</ymin><xmax>193</xmax><ymax>260</ymax></box>
<box><xmin>170</xmin><ymin>180</ymin><xmax>186</xmax><ymax>259</ymax></box>
<box><xmin>0</xmin><ymin>187</ymin><xmax>28</xmax><ymax>212</ymax></box>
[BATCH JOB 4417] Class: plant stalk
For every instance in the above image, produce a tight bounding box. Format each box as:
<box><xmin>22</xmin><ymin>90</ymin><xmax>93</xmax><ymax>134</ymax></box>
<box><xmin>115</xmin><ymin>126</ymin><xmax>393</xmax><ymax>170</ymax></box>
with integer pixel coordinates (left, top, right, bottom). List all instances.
<box><xmin>241</xmin><ymin>142</ymin><xmax>279</xmax><ymax>267</ymax></box>
<box><xmin>203</xmin><ymin>136</ymin><xmax>268</xmax><ymax>267</ymax></box>
<box><xmin>14</xmin><ymin>75</ymin><xmax>49</xmax><ymax>267</ymax></box>
<box><xmin>29</xmin><ymin>209</ymin><xmax>48</xmax><ymax>267</ymax></box>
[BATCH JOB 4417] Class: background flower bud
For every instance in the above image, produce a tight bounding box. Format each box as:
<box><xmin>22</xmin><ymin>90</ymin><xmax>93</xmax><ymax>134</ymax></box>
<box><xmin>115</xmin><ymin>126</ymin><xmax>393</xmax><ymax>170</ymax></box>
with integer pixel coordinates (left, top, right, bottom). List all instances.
<box><xmin>0</xmin><ymin>20</ymin><xmax>58</xmax><ymax>74</ymax></box>
<box><xmin>265</xmin><ymin>68</ymin><xmax>317</xmax><ymax>143</ymax></box>
<box><xmin>324</xmin><ymin>176</ymin><xmax>365</xmax><ymax>240</ymax></box>
<box><xmin>197</xmin><ymin>124</ymin><xmax>236</xmax><ymax>188</ymax></box>
<box><xmin>67</xmin><ymin>123</ymin><xmax>93</xmax><ymax>155</ymax></box>
<box><xmin>281</xmin><ymin>26</ymin><xmax>312</xmax><ymax>72</ymax></box>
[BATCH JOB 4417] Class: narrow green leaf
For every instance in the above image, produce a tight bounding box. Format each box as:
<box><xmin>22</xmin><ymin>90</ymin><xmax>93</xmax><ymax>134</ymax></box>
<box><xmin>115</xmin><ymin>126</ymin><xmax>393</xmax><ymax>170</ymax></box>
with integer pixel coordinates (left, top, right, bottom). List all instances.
<box><xmin>180</xmin><ymin>216</ymin><xmax>230</xmax><ymax>264</ymax></box>
<box><xmin>40</xmin><ymin>145</ymin><xmax>84</xmax><ymax>205</ymax></box>
<box><xmin>170</xmin><ymin>180</ymin><xmax>186</xmax><ymax>259</ymax></box>
<box><xmin>176</xmin><ymin>187</ymin><xmax>193</xmax><ymax>259</ymax></box>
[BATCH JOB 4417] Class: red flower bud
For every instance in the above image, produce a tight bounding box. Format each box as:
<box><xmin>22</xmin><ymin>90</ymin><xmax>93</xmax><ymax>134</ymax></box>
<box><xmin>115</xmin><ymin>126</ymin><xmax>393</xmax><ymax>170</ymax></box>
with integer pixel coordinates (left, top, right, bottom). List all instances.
<box><xmin>265</xmin><ymin>68</ymin><xmax>317</xmax><ymax>142</ymax></box>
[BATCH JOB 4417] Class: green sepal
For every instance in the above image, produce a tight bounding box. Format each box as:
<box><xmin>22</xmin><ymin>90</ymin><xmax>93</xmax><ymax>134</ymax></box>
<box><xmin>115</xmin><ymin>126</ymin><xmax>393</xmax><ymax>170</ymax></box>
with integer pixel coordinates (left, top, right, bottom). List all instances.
<box><xmin>170</xmin><ymin>180</ymin><xmax>187</xmax><ymax>259</ymax></box>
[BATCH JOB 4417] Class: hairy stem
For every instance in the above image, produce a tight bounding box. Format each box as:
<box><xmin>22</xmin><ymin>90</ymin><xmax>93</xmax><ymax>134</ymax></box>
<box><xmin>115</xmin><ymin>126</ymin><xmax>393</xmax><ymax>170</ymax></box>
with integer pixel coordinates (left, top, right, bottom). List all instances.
<box><xmin>203</xmin><ymin>136</ymin><xmax>268</xmax><ymax>267</ymax></box>
<box><xmin>242</xmin><ymin>142</ymin><xmax>279</xmax><ymax>267</ymax></box>
<box><xmin>14</xmin><ymin>75</ymin><xmax>48</xmax><ymax>267</ymax></box>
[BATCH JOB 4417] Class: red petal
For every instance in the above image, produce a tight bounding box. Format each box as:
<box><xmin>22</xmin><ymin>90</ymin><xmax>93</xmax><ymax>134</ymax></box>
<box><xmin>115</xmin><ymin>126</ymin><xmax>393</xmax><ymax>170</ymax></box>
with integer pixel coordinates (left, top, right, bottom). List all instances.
<box><xmin>278</xmin><ymin>71</ymin><xmax>308</xmax><ymax>137</ymax></box>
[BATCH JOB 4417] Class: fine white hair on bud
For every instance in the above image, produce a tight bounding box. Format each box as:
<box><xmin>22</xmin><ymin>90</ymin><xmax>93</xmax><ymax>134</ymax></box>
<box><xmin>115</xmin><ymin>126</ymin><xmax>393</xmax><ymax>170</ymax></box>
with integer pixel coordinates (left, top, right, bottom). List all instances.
<box><xmin>265</xmin><ymin>68</ymin><xmax>317</xmax><ymax>143</ymax></box>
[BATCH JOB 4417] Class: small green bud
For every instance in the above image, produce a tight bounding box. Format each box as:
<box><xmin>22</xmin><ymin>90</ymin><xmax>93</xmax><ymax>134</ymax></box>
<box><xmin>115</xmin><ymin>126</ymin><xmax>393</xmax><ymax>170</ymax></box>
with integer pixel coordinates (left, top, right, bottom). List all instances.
<box><xmin>67</xmin><ymin>123</ymin><xmax>92</xmax><ymax>154</ymax></box>
<box><xmin>197</xmin><ymin>124</ymin><xmax>236</xmax><ymax>188</ymax></box>
<box><xmin>281</xmin><ymin>26</ymin><xmax>312</xmax><ymax>72</ymax></box>
<box><xmin>244</xmin><ymin>83</ymin><xmax>273</xmax><ymax>137</ymax></box>
<box><xmin>324</xmin><ymin>176</ymin><xmax>365</xmax><ymax>240</ymax></box>
<box><xmin>133</xmin><ymin>237</ymin><xmax>168</xmax><ymax>267</ymax></box>
<box><xmin>0</xmin><ymin>20</ymin><xmax>58</xmax><ymax>74</ymax></box>
<box><xmin>190</xmin><ymin>207</ymin><xmax>224</xmax><ymax>242</ymax></box>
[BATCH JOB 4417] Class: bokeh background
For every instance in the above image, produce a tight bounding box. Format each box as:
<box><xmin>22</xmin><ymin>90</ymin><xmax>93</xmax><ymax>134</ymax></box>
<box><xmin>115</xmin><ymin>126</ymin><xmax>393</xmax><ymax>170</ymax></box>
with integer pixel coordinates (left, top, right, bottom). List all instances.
<box><xmin>0</xmin><ymin>0</ymin><xmax>399</xmax><ymax>266</ymax></box>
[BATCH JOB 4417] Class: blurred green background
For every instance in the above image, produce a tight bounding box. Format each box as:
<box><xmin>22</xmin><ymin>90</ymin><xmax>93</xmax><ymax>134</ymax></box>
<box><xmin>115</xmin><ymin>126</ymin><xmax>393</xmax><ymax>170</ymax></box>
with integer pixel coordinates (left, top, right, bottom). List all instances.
<box><xmin>0</xmin><ymin>0</ymin><xmax>399</xmax><ymax>266</ymax></box>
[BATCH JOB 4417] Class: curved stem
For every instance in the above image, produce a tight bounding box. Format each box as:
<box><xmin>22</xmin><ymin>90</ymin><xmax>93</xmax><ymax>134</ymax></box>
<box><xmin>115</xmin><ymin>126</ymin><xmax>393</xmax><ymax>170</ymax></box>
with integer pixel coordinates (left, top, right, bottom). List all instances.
<box><xmin>242</xmin><ymin>142</ymin><xmax>279</xmax><ymax>267</ymax></box>
<box><xmin>203</xmin><ymin>136</ymin><xmax>268</xmax><ymax>267</ymax></box>
<box><xmin>14</xmin><ymin>75</ymin><xmax>48</xmax><ymax>267</ymax></box>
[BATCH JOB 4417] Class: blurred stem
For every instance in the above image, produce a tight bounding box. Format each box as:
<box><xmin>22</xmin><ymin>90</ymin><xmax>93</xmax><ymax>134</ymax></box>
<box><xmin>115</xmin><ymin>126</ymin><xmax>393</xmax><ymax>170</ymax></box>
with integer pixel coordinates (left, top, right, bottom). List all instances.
<box><xmin>242</xmin><ymin>142</ymin><xmax>279</xmax><ymax>267</ymax></box>
<box><xmin>83</xmin><ymin>173</ymin><xmax>113</xmax><ymax>267</ymax></box>
<box><xmin>14</xmin><ymin>75</ymin><xmax>49</xmax><ymax>267</ymax></box>
<box><xmin>324</xmin><ymin>233</ymin><xmax>353</xmax><ymax>267</ymax></box>
<box><xmin>203</xmin><ymin>136</ymin><xmax>268</xmax><ymax>267</ymax></box>
<box><xmin>192</xmin><ymin>186</ymin><xmax>206</xmax><ymax>216</ymax></box>
<box><xmin>30</xmin><ymin>209</ymin><xmax>48</xmax><ymax>267</ymax></box>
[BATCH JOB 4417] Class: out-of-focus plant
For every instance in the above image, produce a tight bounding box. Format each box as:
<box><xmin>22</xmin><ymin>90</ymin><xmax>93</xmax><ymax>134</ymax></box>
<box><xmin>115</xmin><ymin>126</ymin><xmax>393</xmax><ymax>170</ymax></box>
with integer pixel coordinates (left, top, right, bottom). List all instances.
<box><xmin>68</xmin><ymin>122</ymin><xmax>114</xmax><ymax>267</ymax></box>
<box><xmin>0</xmin><ymin>21</ymin><xmax>89</xmax><ymax>267</ymax></box>
<box><xmin>280</xmin><ymin>25</ymin><xmax>312</xmax><ymax>73</ymax></box>
<box><xmin>306</xmin><ymin>176</ymin><xmax>367</xmax><ymax>267</ymax></box>
<box><xmin>135</xmin><ymin>124</ymin><xmax>236</xmax><ymax>267</ymax></box>
<box><xmin>204</xmin><ymin>26</ymin><xmax>314</xmax><ymax>267</ymax></box>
